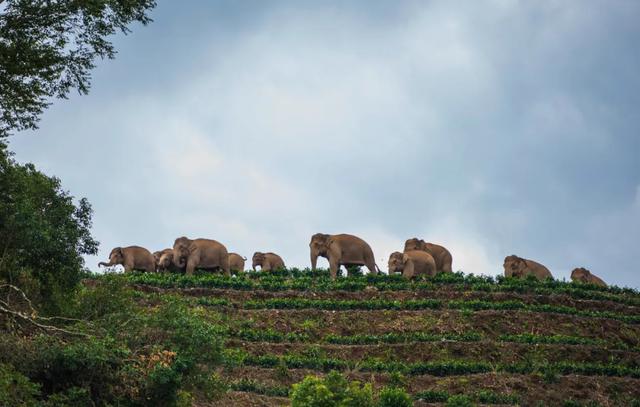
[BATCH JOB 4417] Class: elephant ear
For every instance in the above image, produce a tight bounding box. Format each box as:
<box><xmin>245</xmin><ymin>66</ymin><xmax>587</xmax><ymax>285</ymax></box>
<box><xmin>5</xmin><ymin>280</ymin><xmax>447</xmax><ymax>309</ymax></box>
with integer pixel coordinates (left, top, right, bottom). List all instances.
<box><xmin>187</xmin><ymin>242</ymin><xmax>198</xmax><ymax>255</ymax></box>
<box><xmin>116</xmin><ymin>247</ymin><xmax>123</xmax><ymax>257</ymax></box>
<box><xmin>402</xmin><ymin>253</ymin><xmax>411</xmax><ymax>265</ymax></box>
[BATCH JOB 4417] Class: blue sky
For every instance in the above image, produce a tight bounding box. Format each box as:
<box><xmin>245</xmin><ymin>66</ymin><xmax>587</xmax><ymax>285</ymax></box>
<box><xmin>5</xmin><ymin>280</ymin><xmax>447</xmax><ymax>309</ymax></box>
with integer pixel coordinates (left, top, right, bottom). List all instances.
<box><xmin>9</xmin><ymin>0</ymin><xmax>640</xmax><ymax>287</ymax></box>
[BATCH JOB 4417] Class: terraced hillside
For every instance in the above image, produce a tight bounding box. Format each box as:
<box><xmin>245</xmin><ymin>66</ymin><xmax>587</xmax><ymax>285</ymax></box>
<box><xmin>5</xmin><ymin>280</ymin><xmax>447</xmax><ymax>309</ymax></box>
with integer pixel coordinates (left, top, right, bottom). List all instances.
<box><xmin>120</xmin><ymin>270</ymin><xmax>640</xmax><ymax>406</ymax></box>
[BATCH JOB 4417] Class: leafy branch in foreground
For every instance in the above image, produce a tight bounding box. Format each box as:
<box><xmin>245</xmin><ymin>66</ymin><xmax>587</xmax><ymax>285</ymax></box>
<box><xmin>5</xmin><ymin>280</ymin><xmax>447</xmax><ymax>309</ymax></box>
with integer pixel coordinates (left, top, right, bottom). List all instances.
<box><xmin>0</xmin><ymin>0</ymin><xmax>156</xmax><ymax>137</ymax></box>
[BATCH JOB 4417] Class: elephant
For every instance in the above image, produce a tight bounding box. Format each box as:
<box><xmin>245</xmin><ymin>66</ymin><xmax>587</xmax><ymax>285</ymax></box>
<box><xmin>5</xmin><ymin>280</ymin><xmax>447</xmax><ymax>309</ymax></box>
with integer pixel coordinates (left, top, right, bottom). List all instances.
<box><xmin>172</xmin><ymin>236</ymin><xmax>230</xmax><ymax>276</ymax></box>
<box><xmin>98</xmin><ymin>246</ymin><xmax>155</xmax><ymax>273</ymax></box>
<box><xmin>228</xmin><ymin>252</ymin><xmax>247</xmax><ymax>272</ymax></box>
<box><xmin>153</xmin><ymin>248</ymin><xmax>172</xmax><ymax>271</ymax></box>
<box><xmin>404</xmin><ymin>238</ymin><xmax>453</xmax><ymax>272</ymax></box>
<box><xmin>157</xmin><ymin>249</ymin><xmax>183</xmax><ymax>273</ymax></box>
<box><xmin>252</xmin><ymin>252</ymin><xmax>285</xmax><ymax>272</ymax></box>
<box><xmin>309</xmin><ymin>233</ymin><xmax>380</xmax><ymax>279</ymax></box>
<box><xmin>571</xmin><ymin>267</ymin><xmax>606</xmax><ymax>287</ymax></box>
<box><xmin>503</xmin><ymin>255</ymin><xmax>553</xmax><ymax>281</ymax></box>
<box><xmin>388</xmin><ymin>250</ymin><xmax>437</xmax><ymax>279</ymax></box>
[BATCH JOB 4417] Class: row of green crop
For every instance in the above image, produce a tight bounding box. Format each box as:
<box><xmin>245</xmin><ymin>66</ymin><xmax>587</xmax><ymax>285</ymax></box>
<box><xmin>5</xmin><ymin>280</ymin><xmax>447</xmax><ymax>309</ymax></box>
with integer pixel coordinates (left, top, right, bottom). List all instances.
<box><xmin>198</xmin><ymin>297</ymin><xmax>640</xmax><ymax>323</ymax></box>
<box><xmin>414</xmin><ymin>389</ymin><xmax>519</xmax><ymax>404</ymax></box>
<box><xmin>221</xmin><ymin>326</ymin><xmax>633</xmax><ymax>350</ymax></box>
<box><xmin>222</xmin><ymin>349</ymin><xmax>640</xmax><ymax>378</ymax></box>
<box><xmin>107</xmin><ymin>270</ymin><xmax>640</xmax><ymax>305</ymax></box>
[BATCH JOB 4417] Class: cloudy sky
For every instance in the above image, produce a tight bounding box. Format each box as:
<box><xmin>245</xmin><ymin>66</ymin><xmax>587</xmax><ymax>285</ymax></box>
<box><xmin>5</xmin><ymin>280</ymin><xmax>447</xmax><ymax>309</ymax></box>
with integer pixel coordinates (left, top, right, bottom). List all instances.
<box><xmin>9</xmin><ymin>1</ymin><xmax>640</xmax><ymax>287</ymax></box>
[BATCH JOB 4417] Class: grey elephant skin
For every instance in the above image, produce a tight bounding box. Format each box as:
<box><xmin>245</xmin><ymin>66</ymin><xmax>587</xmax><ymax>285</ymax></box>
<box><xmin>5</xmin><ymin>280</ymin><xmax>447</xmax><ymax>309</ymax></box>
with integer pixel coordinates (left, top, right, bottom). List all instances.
<box><xmin>388</xmin><ymin>250</ymin><xmax>437</xmax><ymax>279</ymax></box>
<box><xmin>173</xmin><ymin>236</ymin><xmax>230</xmax><ymax>276</ymax></box>
<box><xmin>99</xmin><ymin>246</ymin><xmax>155</xmax><ymax>273</ymax></box>
<box><xmin>156</xmin><ymin>248</ymin><xmax>183</xmax><ymax>273</ymax></box>
<box><xmin>309</xmin><ymin>233</ymin><xmax>380</xmax><ymax>279</ymax></box>
<box><xmin>404</xmin><ymin>238</ymin><xmax>453</xmax><ymax>272</ymax></box>
<box><xmin>252</xmin><ymin>252</ymin><xmax>285</xmax><ymax>272</ymax></box>
<box><xmin>503</xmin><ymin>255</ymin><xmax>553</xmax><ymax>281</ymax></box>
<box><xmin>571</xmin><ymin>267</ymin><xmax>606</xmax><ymax>287</ymax></box>
<box><xmin>228</xmin><ymin>253</ymin><xmax>247</xmax><ymax>272</ymax></box>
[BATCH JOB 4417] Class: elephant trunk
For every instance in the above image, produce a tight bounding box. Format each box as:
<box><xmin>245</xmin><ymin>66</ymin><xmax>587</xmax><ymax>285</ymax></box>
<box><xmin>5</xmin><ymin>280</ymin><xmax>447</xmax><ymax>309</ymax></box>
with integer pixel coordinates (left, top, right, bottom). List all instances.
<box><xmin>174</xmin><ymin>252</ymin><xmax>186</xmax><ymax>268</ymax></box>
<box><xmin>310</xmin><ymin>252</ymin><xmax>318</xmax><ymax>271</ymax></box>
<box><xmin>252</xmin><ymin>262</ymin><xmax>257</xmax><ymax>271</ymax></box>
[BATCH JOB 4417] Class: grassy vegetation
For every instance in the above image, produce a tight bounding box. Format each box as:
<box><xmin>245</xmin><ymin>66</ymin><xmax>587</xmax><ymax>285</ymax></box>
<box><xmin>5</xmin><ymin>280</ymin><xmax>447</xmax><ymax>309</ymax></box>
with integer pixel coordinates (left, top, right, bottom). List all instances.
<box><xmin>4</xmin><ymin>270</ymin><xmax>639</xmax><ymax>406</ymax></box>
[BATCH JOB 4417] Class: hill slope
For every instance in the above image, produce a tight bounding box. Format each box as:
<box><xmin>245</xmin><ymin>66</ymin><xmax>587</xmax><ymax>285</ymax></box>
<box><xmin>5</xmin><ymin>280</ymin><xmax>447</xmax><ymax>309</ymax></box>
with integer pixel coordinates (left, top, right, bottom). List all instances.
<box><xmin>122</xmin><ymin>270</ymin><xmax>640</xmax><ymax>406</ymax></box>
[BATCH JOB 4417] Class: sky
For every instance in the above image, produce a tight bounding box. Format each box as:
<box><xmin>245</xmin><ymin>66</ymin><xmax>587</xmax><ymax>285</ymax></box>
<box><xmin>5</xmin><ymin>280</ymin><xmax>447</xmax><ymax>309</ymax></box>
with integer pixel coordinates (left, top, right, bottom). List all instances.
<box><xmin>8</xmin><ymin>0</ymin><xmax>640</xmax><ymax>288</ymax></box>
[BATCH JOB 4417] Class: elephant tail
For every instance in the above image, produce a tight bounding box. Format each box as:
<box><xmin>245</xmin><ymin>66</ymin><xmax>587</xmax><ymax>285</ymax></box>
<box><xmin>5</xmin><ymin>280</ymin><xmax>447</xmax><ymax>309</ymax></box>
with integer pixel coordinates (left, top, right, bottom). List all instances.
<box><xmin>375</xmin><ymin>263</ymin><xmax>382</xmax><ymax>274</ymax></box>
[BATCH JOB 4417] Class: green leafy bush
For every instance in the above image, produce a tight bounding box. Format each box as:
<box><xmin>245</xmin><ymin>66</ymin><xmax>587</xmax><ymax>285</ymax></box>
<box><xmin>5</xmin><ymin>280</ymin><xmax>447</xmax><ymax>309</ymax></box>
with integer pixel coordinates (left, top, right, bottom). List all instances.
<box><xmin>0</xmin><ymin>143</ymin><xmax>98</xmax><ymax>313</ymax></box>
<box><xmin>0</xmin><ymin>363</ymin><xmax>40</xmax><ymax>406</ymax></box>
<box><xmin>377</xmin><ymin>386</ymin><xmax>413</xmax><ymax>407</ymax></box>
<box><xmin>290</xmin><ymin>371</ymin><xmax>373</xmax><ymax>407</ymax></box>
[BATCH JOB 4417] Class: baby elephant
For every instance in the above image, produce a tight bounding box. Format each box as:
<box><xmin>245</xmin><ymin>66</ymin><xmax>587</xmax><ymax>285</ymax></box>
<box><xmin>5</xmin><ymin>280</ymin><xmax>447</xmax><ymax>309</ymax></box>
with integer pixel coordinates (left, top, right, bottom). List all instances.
<box><xmin>228</xmin><ymin>253</ymin><xmax>247</xmax><ymax>272</ymax></box>
<box><xmin>571</xmin><ymin>267</ymin><xmax>606</xmax><ymax>287</ymax></box>
<box><xmin>388</xmin><ymin>250</ymin><xmax>436</xmax><ymax>279</ymax></box>
<box><xmin>157</xmin><ymin>249</ymin><xmax>183</xmax><ymax>273</ymax></box>
<box><xmin>404</xmin><ymin>238</ymin><xmax>453</xmax><ymax>272</ymax></box>
<box><xmin>503</xmin><ymin>255</ymin><xmax>553</xmax><ymax>281</ymax></box>
<box><xmin>252</xmin><ymin>252</ymin><xmax>285</xmax><ymax>272</ymax></box>
<box><xmin>99</xmin><ymin>246</ymin><xmax>155</xmax><ymax>273</ymax></box>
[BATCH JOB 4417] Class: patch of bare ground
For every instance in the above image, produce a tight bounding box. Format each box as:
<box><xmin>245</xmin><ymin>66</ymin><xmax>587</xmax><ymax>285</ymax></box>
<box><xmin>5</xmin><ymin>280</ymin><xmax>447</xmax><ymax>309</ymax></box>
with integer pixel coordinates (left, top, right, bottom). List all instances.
<box><xmin>218</xmin><ymin>309</ymin><xmax>640</xmax><ymax>347</ymax></box>
<box><xmin>196</xmin><ymin>390</ymin><xmax>288</xmax><ymax>407</ymax></box>
<box><xmin>218</xmin><ymin>367</ymin><xmax>640</xmax><ymax>406</ymax></box>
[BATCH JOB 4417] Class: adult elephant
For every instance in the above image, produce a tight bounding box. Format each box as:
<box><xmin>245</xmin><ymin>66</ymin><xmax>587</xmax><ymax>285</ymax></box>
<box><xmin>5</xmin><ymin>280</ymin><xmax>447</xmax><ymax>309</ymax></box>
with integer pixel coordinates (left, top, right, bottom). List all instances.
<box><xmin>228</xmin><ymin>253</ymin><xmax>247</xmax><ymax>272</ymax></box>
<box><xmin>98</xmin><ymin>246</ymin><xmax>155</xmax><ymax>273</ymax></box>
<box><xmin>571</xmin><ymin>267</ymin><xmax>606</xmax><ymax>287</ymax></box>
<box><xmin>503</xmin><ymin>255</ymin><xmax>553</xmax><ymax>281</ymax></box>
<box><xmin>388</xmin><ymin>250</ymin><xmax>437</xmax><ymax>279</ymax></box>
<box><xmin>172</xmin><ymin>236</ymin><xmax>230</xmax><ymax>276</ymax></box>
<box><xmin>404</xmin><ymin>238</ymin><xmax>453</xmax><ymax>272</ymax></box>
<box><xmin>309</xmin><ymin>233</ymin><xmax>380</xmax><ymax>279</ymax></box>
<box><xmin>252</xmin><ymin>252</ymin><xmax>285</xmax><ymax>272</ymax></box>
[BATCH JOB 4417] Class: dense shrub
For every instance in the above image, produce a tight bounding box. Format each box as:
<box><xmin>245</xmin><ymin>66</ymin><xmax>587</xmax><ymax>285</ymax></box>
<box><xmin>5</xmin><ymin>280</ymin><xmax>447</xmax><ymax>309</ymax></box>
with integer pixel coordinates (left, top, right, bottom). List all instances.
<box><xmin>377</xmin><ymin>386</ymin><xmax>413</xmax><ymax>407</ymax></box>
<box><xmin>0</xmin><ymin>143</ymin><xmax>98</xmax><ymax>313</ymax></box>
<box><xmin>290</xmin><ymin>371</ymin><xmax>374</xmax><ymax>407</ymax></box>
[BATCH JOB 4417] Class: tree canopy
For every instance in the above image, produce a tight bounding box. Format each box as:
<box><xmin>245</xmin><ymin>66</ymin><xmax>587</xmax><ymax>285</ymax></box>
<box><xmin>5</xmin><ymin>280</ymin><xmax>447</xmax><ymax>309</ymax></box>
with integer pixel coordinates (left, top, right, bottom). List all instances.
<box><xmin>0</xmin><ymin>142</ymin><xmax>99</xmax><ymax>312</ymax></box>
<box><xmin>0</xmin><ymin>0</ymin><xmax>156</xmax><ymax>138</ymax></box>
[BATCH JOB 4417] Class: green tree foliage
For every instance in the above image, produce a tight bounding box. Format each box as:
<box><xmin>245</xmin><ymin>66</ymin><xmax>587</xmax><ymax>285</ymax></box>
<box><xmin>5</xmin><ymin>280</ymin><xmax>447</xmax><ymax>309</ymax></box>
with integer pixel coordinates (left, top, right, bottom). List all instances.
<box><xmin>0</xmin><ymin>142</ymin><xmax>98</xmax><ymax>311</ymax></box>
<box><xmin>0</xmin><ymin>0</ymin><xmax>156</xmax><ymax>137</ymax></box>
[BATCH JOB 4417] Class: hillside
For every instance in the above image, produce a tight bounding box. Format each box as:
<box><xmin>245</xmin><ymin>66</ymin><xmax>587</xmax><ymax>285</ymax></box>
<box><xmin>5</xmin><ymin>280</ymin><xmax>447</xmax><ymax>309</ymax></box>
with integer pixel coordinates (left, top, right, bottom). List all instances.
<box><xmin>115</xmin><ymin>270</ymin><xmax>640</xmax><ymax>406</ymax></box>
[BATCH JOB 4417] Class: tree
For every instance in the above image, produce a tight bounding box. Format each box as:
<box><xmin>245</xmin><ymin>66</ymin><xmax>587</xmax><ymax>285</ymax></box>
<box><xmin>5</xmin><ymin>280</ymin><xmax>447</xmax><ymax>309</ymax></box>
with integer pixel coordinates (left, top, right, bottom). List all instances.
<box><xmin>0</xmin><ymin>0</ymin><xmax>156</xmax><ymax>138</ymax></box>
<box><xmin>0</xmin><ymin>142</ymin><xmax>99</xmax><ymax>312</ymax></box>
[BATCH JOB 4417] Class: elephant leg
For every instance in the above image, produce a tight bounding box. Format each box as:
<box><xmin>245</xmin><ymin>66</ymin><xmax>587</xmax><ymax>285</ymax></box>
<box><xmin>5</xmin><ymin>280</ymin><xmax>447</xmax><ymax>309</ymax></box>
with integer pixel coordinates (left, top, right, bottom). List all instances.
<box><xmin>329</xmin><ymin>258</ymin><xmax>340</xmax><ymax>279</ymax></box>
<box><xmin>185</xmin><ymin>258</ymin><xmax>197</xmax><ymax>276</ymax></box>
<box><xmin>123</xmin><ymin>262</ymin><xmax>134</xmax><ymax>273</ymax></box>
<box><xmin>364</xmin><ymin>253</ymin><xmax>377</xmax><ymax>275</ymax></box>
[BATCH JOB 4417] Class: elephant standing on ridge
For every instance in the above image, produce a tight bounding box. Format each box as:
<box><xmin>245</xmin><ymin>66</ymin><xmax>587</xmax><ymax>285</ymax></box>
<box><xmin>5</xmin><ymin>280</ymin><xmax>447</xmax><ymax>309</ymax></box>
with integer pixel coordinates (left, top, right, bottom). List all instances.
<box><xmin>153</xmin><ymin>248</ymin><xmax>172</xmax><ymax>271</ymax></box>
<box><xmin>309</xmin><ymin>233</ymin><xmax>380</xmax><ymax>279</ymax></box>
<box><xmin>228</xmin><ymin>253</ymin><xmax>247</xmax><ymax>272</ymax></box>
<box><xmin>571</xmin><ymin>267</ymin><xmax>606</xmax><ymax>287</ymax></box>
<box><xmin>503</xmin><ymin>255</ymin><xmax>553</xmax><ymax>281</ymax></box>
<box><xmin>388</xmin><ymin>250</ymin><xmax>437</xmax><ymax>279</ymax></box>
<box><xmin>404</xmin><ymin>238</ymin><xmax>453</xmax><ymax>272</ymax></box>
<box><xmin>157</xmin><ymin>249</ymin><xmax>183</xmax><ymax>273</ymax></box>
<box><xmin>99</xmin><ymin>246</ymin><xmax>155</xmax><ymax>273</ymax></box>
<box><xmin>252</xmin><ymin>252</ymin><xmax>285</xmax><ymax>272</ymax></box>
<box><xmin>172</xmin><ymin>236</ymin><xmax>230</xmax><ymax>276</ymax></box>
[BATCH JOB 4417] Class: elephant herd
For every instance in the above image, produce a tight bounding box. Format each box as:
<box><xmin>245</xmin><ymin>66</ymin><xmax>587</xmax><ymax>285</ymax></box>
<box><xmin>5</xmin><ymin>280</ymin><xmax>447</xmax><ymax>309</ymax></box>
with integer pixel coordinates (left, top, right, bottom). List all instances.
<box><xmin>98</xmin><ymin>233</ymin><xmax>607</xmax><ymax>287</ymax></box>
